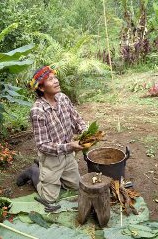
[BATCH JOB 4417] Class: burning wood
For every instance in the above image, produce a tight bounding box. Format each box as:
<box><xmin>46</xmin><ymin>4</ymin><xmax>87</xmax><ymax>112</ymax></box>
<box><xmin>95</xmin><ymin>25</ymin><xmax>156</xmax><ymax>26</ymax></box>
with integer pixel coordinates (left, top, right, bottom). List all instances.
<box><xmin>110</xmin><ymin>180</ymin><xmax>140</xmax><ymax>216</ymax></box>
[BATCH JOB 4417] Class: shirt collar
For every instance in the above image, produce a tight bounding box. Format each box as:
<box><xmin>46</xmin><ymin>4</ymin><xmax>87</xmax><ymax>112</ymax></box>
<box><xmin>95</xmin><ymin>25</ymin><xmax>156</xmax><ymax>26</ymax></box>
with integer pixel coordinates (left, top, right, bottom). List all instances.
<box><xmin>40</xmin><ymin>95</ymin><xmax>60</xmax><ymax>111</ymax></box>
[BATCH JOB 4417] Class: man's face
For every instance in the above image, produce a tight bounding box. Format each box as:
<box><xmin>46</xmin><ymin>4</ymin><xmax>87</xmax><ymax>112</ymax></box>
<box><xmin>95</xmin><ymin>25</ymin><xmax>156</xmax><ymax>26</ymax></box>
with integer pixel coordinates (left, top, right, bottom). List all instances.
<box><xmin>39</xmin><ymin>73</ymin><xmax>61</xmax><ymax>95</ymax></box>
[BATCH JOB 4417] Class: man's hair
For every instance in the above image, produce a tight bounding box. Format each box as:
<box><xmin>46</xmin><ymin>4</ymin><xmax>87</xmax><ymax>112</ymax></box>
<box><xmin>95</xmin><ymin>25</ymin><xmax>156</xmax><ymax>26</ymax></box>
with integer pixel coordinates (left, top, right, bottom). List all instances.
<box><xmin>35</xmin><ymin>88</ymin><xmax>44</xmax><ymax>97</ymax></box>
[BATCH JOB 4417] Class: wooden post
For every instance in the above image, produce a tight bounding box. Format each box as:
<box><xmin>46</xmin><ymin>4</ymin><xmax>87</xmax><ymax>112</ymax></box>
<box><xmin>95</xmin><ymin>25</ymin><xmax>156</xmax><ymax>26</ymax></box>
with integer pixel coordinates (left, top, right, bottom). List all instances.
<box><xmin>78</xmin><ymin>172</ymin><xmax>111</xmax><ymax>227</ymax></box>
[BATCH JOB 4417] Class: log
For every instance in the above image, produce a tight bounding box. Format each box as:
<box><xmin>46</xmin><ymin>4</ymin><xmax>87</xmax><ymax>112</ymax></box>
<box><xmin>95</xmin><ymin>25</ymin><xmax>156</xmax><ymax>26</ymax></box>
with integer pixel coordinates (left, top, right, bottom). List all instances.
<box><xmin>78</xmin><ymin>172</ymin><xmax>111</xmax><ymax>227</ymax></box>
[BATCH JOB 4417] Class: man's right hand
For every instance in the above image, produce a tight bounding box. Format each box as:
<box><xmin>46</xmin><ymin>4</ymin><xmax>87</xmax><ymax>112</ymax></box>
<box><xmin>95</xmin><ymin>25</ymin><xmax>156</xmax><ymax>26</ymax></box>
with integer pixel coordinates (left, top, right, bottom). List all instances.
<box><xmin>68</xmin><ymin>141</ymin><xmax>83</xmax><ymax>152</ymax></box>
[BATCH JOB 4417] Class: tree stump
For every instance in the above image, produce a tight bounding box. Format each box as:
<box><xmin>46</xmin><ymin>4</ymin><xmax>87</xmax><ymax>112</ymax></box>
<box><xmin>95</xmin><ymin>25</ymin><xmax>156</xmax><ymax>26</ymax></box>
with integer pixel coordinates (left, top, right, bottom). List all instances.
<box><xmin>78</xmin><ymin>172</ymin><xmax>111</xmax><ymax>227</ymax></box>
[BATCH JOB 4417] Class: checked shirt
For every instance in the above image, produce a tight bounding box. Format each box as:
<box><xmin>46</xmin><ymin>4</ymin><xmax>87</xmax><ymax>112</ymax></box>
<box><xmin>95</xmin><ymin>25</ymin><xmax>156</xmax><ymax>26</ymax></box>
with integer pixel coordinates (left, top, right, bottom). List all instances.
<box><xmin>30</xmin><ymin>93</ymin><xmax>86</xmax><ymax>155</ymax></box>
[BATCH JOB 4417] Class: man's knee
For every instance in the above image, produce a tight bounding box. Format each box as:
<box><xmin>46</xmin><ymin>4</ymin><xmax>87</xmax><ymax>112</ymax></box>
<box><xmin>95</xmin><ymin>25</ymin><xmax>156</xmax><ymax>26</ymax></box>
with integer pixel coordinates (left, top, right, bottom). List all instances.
<box><xmin>37</xmin><ymin>181</ymin><xmax>61</xmax><ymax>203</ymax></box>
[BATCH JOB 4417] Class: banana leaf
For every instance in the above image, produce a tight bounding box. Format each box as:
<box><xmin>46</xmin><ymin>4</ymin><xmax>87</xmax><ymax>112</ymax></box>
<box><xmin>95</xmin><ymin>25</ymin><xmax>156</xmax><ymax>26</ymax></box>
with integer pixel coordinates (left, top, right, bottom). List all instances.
<box><xmin>0</xmin><ymin>219</ymin><xmax>91</xmax><ymax>239</ymax></box>
<box><xmin>0</xmin><ymin>59</ymin><xmax>33</xmax><ymax>73</ymax></box>
<box><xmin>0</xmin><ymin>44</ymin><xmax>35</xmax><ymax>62</ymax></box>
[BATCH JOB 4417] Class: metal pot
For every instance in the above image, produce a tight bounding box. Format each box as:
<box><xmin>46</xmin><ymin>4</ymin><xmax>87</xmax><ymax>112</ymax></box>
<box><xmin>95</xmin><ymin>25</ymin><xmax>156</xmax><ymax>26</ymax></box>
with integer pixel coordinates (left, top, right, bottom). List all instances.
<box><xmin>84</xmin><ymin>146</ymin><xmax>130</xmax><ymax>180</ymax></box>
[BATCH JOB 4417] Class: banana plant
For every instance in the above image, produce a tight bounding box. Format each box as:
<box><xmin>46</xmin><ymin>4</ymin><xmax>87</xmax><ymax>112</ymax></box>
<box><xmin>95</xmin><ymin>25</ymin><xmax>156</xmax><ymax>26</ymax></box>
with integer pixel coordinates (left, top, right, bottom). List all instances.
<box><xmin>0</xmin><ymin>25</ymin><xmax>35</xmax><ymax>129</ymax></box>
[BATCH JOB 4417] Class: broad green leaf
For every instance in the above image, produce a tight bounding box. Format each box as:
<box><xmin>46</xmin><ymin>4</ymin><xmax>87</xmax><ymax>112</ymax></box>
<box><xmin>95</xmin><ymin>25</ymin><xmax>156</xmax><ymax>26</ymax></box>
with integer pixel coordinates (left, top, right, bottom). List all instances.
<box><xmin>7</xmin><ymin>43</ymin><xmax>35</xmax><ymax>56</ymax></box>
<box><xmin>29</xmin><ymin>211</ymin><xmax>49</xmax><ymax>229</ymax></box>
<box><xmin>0</xmin><ymin>23</ymin><xmax>18</xmax><ymax>42</ymax></box>
<box><xmin>18</xmin><ymin>214</ymin><xmax>33</xmax><ymax>224</ymax></box>
<box><xmin>1</xmin><ymin>94</ymin><xmax>15</xmax><ymax>102</ymax></box>
<box><xmin>43</xmin><ymin>211</ymin><xmax>78</xmax><ymax>228</ymax></box>
<box><xmin>12</xmin><ymin>98</ymin><xmax>32</xmax><ymax>106</ymax></box>
<box><xmin>79</xmin><ymin>121</ymin><xmax>99</xmax><ymax>140</ymax></box>
<box><xmin>4</xmin><ymin>83</ymin><xmax>21</xmax><ymax>92</ymax></box>
<box><xmin>128</xmin><ymin>225</ymin><xmax>157</xmax><ymax>238</ymax></box>
<box><xmin>87</xmin><ymin>121</ymin><xmax>99</xmax><ymax>135</ymax></box>
<box><xmin>0</xmin><ymin>59</ymin><xmax>33</xmax><ymax>73</ymax></box>
<box><xmin>10</xmin><ymin>192</ymin><xmax>78</xmax><ymax>215</ymax></box>
<box><xmin>0</xmin><ymin>44</ymin><xmax>35</xmax><ymax>62</ymax></box>
<box><xmin>1</xmin><ymin>220</ymin><xmax>91</xmax><ymax>239</ymax></box>
<box><xmin>5</xmin><ymin>89</ymin><xmax>22</xmax><ymax>97</ymax></box>
<box><xmin>1</xmin><ymin>94</ymin><xmax>32</xmax><ymax>106</ymax></box>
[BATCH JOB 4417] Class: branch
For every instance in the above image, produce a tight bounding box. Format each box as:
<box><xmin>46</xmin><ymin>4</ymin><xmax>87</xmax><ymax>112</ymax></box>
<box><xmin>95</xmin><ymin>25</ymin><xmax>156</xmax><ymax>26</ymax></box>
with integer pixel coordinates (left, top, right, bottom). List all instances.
<box><xmin>0</xmin><ymin>223</ymin><xmax>38</xmax><ymax>239</ymax></box>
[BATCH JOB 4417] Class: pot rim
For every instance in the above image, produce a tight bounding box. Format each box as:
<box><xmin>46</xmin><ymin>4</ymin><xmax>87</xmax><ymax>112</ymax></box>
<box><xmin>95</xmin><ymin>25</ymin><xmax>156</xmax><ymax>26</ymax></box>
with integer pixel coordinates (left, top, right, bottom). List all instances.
<box><xmin>87</xmin><ymin>147</ymin><xmax>126</xmax><ymax>165</ymax></box>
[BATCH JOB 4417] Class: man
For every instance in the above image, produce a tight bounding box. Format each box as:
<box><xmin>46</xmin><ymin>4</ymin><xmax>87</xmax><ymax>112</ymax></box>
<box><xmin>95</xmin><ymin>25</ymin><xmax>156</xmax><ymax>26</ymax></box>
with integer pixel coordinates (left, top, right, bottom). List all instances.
<box><xmin>30</xmin><ymin>66</ymin><xmax>86</xmax><ymax>204</ymax></box>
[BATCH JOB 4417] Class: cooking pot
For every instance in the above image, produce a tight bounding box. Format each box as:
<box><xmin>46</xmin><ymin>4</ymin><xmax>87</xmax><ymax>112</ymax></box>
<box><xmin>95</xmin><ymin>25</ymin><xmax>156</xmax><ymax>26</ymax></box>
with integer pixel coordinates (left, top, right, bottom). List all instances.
<box><xmin>84</xmin><ymin>146</ymin><xmax>130</xmax><ymax>180</ymax></box>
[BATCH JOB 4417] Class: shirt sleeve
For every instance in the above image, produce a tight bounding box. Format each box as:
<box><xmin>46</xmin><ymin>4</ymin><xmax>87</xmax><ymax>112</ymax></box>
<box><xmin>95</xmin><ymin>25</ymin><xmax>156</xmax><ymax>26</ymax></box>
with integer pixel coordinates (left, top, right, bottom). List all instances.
<box><xmin>31</xmin><ymin>110</ymin><xmax>73</xmax><ymax>155</ymax></box>
<box><xmin>64</xmin><ymin>95</ymin><xmax>87</xmax><ymax>134</ymax></box>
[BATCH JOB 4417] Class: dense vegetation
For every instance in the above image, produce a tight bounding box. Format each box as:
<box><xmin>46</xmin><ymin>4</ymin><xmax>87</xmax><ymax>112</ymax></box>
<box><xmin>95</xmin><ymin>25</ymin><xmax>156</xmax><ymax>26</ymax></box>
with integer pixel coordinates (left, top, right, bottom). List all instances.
<box><xmin>0</xmin><ymin>0</ymin><xmax>158</xmax><ymax>141</ymax></box>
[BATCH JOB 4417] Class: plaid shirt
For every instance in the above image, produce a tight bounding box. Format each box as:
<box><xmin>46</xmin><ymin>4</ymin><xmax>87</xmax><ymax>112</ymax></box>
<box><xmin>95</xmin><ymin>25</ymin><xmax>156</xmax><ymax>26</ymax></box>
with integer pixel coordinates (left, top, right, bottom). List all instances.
<box><xmin>30</xmin><ymin>93</ymin><xmax>86</xmax><ymax>155</ymax></box>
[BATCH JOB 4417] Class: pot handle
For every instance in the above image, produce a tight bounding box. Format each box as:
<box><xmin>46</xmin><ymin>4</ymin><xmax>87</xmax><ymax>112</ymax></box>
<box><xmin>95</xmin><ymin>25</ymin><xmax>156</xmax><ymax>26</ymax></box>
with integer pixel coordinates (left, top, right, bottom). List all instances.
<box><xmin>125</xmin><ymin>146</ymin><xmax>130</xmax><ymax>161</ymax></box>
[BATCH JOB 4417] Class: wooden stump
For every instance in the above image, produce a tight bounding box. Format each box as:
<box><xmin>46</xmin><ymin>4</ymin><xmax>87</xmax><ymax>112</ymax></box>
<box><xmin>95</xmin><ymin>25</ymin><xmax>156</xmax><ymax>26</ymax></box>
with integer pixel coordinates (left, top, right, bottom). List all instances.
<box><xmin>78</xmin><ymin>172</ymin><xmax>111</xmax><ymax>227</ymax></box>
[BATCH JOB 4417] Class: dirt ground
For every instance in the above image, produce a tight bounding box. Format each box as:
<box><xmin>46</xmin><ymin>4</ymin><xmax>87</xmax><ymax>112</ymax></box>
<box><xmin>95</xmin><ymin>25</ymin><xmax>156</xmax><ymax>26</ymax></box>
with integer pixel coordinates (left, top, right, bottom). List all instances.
<box><xmin>0</xmin><ymin>100</ymin><xmax>158</xmax><ymax>220</ymax></box>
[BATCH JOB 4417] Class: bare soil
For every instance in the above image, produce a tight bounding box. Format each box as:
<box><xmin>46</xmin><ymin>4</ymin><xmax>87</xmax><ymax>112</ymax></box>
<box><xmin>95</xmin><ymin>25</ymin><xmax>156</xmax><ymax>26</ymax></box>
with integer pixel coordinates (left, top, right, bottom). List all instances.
<box><xmin>1</xmin><ymin>101</ymin><xmax>158</xmax><ymax>220</ymax></box>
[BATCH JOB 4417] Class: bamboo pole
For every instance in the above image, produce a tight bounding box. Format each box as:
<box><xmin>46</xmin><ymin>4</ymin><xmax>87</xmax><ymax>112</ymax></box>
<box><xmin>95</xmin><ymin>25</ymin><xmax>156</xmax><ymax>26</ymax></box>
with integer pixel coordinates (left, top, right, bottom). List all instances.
<box><xmin>0</xmin><ymin>223</ymin><xmax>38</xmax><ymax>239</ymax></box>
<box><xmin>102</xmin><ymin>0</ymin><xmax>114</xmax><ymax>83</ymax></box>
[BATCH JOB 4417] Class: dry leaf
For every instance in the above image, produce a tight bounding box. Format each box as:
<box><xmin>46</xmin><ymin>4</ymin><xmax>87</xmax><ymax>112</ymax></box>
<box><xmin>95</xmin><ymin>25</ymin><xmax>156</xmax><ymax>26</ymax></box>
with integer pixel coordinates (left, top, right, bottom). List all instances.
<box><xmin>79</xmin><ymin>131</ymin><xmax>105</xmax><ymax>145</ymax></box>
<box><xmin>126</xmin><ymin>188</ymin><xmax>140</xmax><ymax>198</ymax></box>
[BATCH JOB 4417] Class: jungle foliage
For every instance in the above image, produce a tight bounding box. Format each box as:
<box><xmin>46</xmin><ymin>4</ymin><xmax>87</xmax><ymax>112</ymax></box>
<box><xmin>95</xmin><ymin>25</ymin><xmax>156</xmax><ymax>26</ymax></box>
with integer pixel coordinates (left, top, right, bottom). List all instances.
<box><xmin>0</xmin><ymin>0</ymin><xmax>158</xmax><ymax>137</ymax></box>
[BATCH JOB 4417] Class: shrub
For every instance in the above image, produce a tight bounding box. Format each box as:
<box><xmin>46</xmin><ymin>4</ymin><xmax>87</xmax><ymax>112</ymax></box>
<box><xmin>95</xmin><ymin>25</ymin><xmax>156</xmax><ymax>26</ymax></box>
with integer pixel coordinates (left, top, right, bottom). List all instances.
<box><xmin>0</xmin><ymin>142</ymin><xmax>16</xmax><ymax>168</ymax></box>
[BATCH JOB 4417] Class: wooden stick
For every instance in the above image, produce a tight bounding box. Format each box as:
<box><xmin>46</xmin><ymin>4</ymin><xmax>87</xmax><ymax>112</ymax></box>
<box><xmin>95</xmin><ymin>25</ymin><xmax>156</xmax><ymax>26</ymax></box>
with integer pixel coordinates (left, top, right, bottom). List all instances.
<box><xmin>102</xmin><ymin>0</ymin><xmax>114</xmax><ymax>83</ymax></box>
<box><xmin>0</xmin><ymin>223</ymin><xmax>38</xmax><ymax>239</ymax></box>
<box><xmin>120</xmin><ymin>205</ymin><xmax>123</xmax><ymax>227</ymax></box>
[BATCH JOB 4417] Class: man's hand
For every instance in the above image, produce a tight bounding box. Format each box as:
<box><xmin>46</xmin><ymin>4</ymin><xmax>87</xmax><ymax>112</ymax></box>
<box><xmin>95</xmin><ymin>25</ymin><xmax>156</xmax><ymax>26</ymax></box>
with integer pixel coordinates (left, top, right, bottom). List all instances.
<box><xmin>69</xmin><ymin>141</ymin><xmax>83</xmax><ymax>152</ymax></box>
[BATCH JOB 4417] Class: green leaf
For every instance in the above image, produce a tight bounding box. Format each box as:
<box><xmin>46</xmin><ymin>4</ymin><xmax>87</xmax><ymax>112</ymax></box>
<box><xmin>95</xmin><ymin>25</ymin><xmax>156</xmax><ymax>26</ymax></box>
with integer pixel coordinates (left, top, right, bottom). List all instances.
<box><xmin>3</xmin><ymin>84</ymin><xmax>22</xmax><ymax>92</ymax></box>
<box><xmin>0</xmin><ymin>23</ymin><xmax>18</xmax><ymax>42</ymax></box>
<box><xmin>18</xmin><ymin>214</ymin><xmax>33</xmax><ymax>224</ymax></box>
<box><xmin>7</xmin><ymin>43</ymin><xmax>35</xmax><ymax>56</ymax></box>
<box><xmin>128</xmin><ymin>225</ymin><xmax>156</xmax><ymax>238</ymax></box>
<box><xmin>9</xmin><ymin>192</ymin><xmax>78</xmax><ymax>215</ymax></box>
<box><xmin>79</xmin><ymin>121</ymin><xmax>99</xmax><ymax>140</ymax></box>
<box><xmin>0</xmin><ymin>103</ymin><xmax>6</xmax><ymax>113</ymax></box>
<box><xmin>1</xmin><ymin>220</ymin><xmax>91</xmax><ymax>239</ymax></box>
<box><xmin>1</xmin><ymin>95</ymin><xmax>15</xmax><ymax>102</ymax></box>
<box><xmin>87</xmin><ymin>121</ymin><xmax>99</xmax><ymax>135</ymax></box>
<box><xmin>0</xmin><ymin>197</ymin><xmax>12</xmax><ymax>208</ymax></box>
<box><xmin>29</xmin><ymin>211</ymin><xmax>49</xmax><ymax>229</ymax></box>
<box><xmin>4</xmin><ymin>84</ymin><xmax>21</xmax><ymax>92</ymax></box>
<box><xmin>58</xmin><ymin>189</ymin><xmax>78</xmax><ymax>201</ymax></box>
<box><xmin>0</xmin><ymin>44</ymin><xmax>35</xmax><ymax>62</ymax></box>
<box><xmin>12</xmin><ymin>98</ymin><xmax>32</xmax><ymax>106</ymax></box>
<box><xmin>0</xmin><ymin>59</ymin><xmax>33</xmax><ymax>73</ymax></box>
<box><xmin>1</xmin><ymin>94</ymin><xmax>32</xmax><ymax>106</ymax></box>
<box><xmin>5</xmin><ymin>89</ymin><xmax>22</xmax><ymax>97</ymax></box>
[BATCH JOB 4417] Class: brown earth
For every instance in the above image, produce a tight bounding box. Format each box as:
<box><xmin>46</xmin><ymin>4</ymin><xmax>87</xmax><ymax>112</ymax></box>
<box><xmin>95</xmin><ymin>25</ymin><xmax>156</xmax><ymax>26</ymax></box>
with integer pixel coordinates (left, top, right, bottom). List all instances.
<box><xmin>0</xmin><ymin>101</ymin><xmax>158</xmax><ymax>220</ymax></box>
